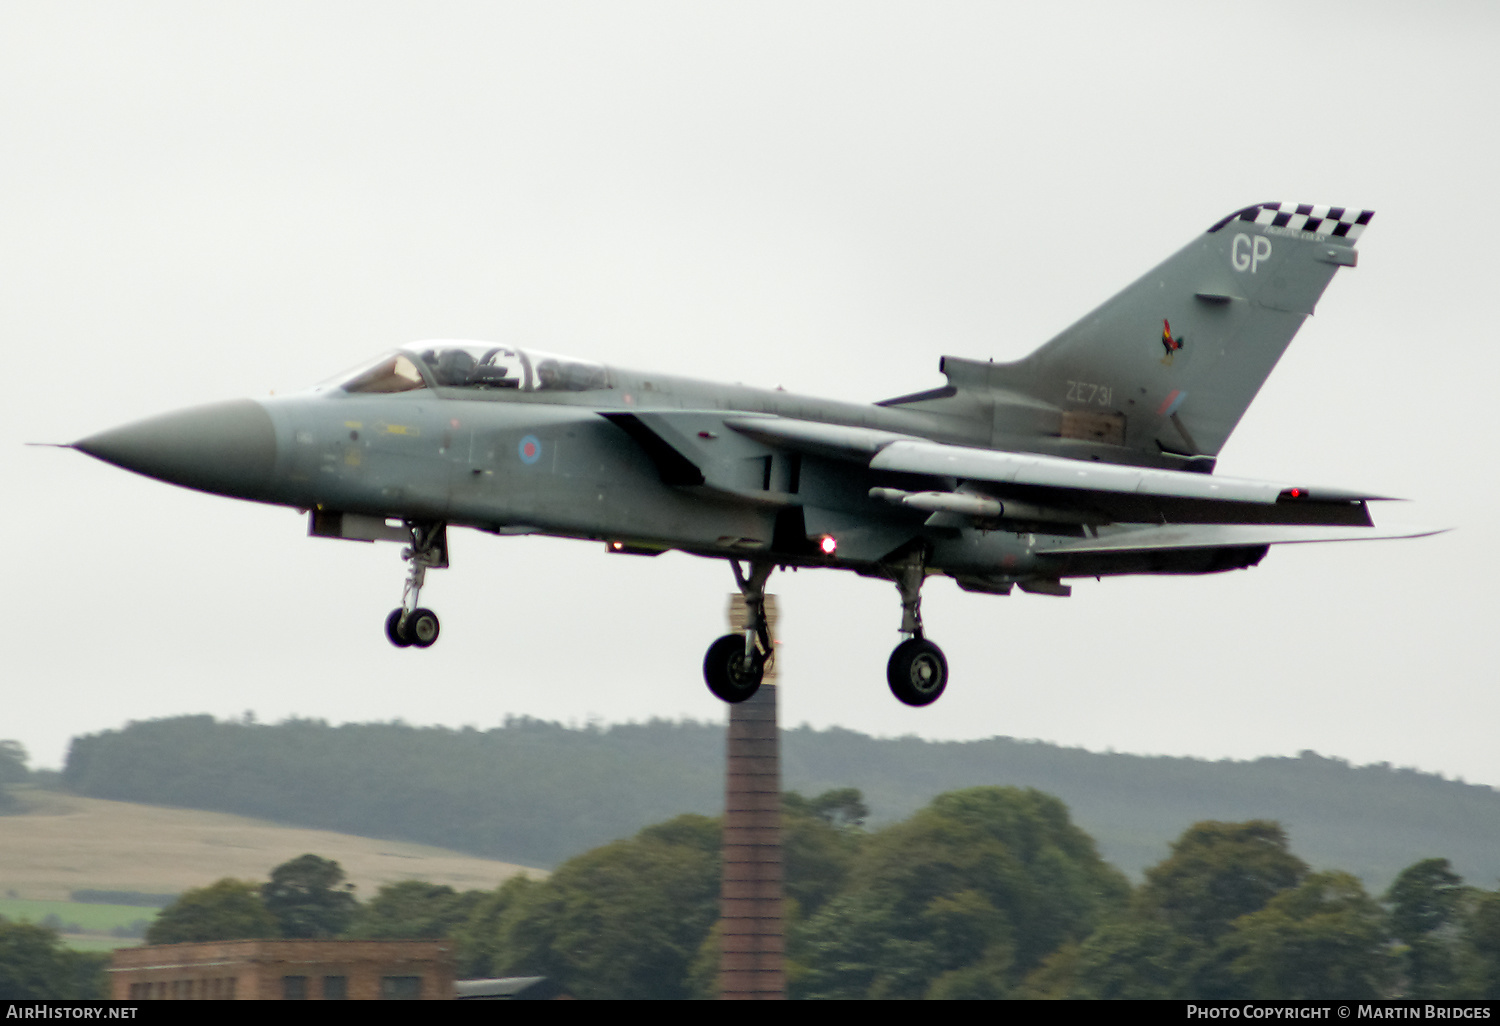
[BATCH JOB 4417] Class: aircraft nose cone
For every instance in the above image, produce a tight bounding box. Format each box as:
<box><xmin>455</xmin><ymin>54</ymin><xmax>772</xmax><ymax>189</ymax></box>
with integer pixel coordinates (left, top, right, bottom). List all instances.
<box><xmin>74</xmin><ymin>399</ymin><xmax>277</xmax><ymax>500</ymax></box>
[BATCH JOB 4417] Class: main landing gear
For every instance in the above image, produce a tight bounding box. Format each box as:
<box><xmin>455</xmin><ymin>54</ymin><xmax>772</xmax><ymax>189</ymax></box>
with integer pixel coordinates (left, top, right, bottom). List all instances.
<box><xmin>884</xmin><ymin>553</ymin><xmax>948</xmax><ymax>707</ymax></box>
<box><xmin>385</xmin><ymin>521</ymin><xmax>447</xmax><ymax>650</ymax></box>
<box><xmin>703</xmin><ymin>560</ymin><xmax>773</xmax><ymax>704</ymax></box>
<box><xmin>698</xmin><ymin>552</ymin><xmax>950</xmax><ymax>708</ymax></box>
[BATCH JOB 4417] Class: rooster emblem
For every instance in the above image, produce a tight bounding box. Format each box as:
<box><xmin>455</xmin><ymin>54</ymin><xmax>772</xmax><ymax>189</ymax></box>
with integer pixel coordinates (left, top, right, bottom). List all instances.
<box><xmin>1160</xmin><ymin>318</ymin><xmax>1185</xmax><ymax>366</ymax></box>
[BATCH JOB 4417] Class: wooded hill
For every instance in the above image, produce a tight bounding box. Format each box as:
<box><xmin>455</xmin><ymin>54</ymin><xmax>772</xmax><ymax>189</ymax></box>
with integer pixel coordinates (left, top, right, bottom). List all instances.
<box><xmin>58</xmin><ymin>715</ymin><xmax>1500</xmax><ymax>889</ymax></box>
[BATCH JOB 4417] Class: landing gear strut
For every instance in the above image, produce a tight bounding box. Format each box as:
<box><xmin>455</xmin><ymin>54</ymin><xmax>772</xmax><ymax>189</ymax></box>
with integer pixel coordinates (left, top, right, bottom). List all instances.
<box><xmin>385</xmin><ymin>521</ymin><xmax>447</xmax><ymax>650</ymax></box>
<box><xmin>703</xmin><ymin>559</ymin><xmax>773</xmax><ymax>703</ymax></box>
<box><xmin>884</xmin><ymin>552</ymin><xmax>948</xmax><ymax>706</ymax></box>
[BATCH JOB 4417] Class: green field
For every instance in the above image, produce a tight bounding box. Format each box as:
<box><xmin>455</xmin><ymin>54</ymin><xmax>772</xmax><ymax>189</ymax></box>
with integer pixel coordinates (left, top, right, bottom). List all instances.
<box><xmin>0</xmin><ymin>898</ymin><xmax>153</xmax><ymax>948</ymax></box>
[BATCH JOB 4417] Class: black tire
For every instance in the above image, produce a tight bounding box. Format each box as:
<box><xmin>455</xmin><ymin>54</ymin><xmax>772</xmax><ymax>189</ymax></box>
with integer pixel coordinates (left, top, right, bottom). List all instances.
<box><xmin>385</xmin><ymin>608</ymin><xmax>413</xmax><ymax>648</ymax></box>
<box><xmin>703</xmin><ymin>633</ymin><xmax>764</xmax><ymax>703</ymax></box>
<box><xmin>407</xmin><ymin>608</ymin><xmax>441</xmax><ymax>648</ymax></box>
<box><xmin>887</xmin><ymin>638</ymin><xmax>948</xmax><ymax>707</ymax></box>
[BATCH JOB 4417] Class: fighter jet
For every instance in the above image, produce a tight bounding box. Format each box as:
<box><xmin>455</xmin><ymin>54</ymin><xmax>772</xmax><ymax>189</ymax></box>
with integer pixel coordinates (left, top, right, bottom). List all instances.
<box><xmin>69</xmin><ymin>202</ymin><xmax>1430</xmax><ymax>708</ymax></box>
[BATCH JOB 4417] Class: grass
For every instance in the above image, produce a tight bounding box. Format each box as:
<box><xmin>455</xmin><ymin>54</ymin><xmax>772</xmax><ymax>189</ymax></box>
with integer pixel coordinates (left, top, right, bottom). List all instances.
<box><xmin>0</xmin><ymin>898</ymin><xmax>154</xmax><ymax>951</ymax></box>
<box><xmin>0</xmin><ymin>787</ymin><xmax>542</xmax><ymax>951</ymax></box>
<box><xmin>0</xmin><ymin>787</ymin><xmax>541</xmax><ymax>914</ymax></box>
<box><xmin>0</xmin><ymin>898</ymin><xmax>155</xmax><ymax>933</ymax></box>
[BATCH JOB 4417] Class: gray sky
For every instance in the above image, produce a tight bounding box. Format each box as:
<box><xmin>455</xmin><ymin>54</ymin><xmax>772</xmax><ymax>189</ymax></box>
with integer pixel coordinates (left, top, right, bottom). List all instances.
<box><xmin>5</xmin><ymin>2</ymin><xmax>1497</xmax><ymax>789</ymax></box>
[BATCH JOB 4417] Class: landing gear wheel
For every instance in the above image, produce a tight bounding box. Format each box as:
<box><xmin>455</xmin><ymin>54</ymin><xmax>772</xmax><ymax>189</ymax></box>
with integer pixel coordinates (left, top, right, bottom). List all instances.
<box><xmin>385</xmin><ymin>521</ymin><xmax>447</xmax><ymax>650</ymax></box>
<box><xmin>385</xmin><ymin>609</ymin><xmax>413</xmax><ymax>648</ymax></box>
<box><xmin>703</xmin><ymin>634</ymin><xmax>764</xmax><ymax>704</ymax></box>
<box><xmin>887</xmin><ymin>638</ymin><xmax>948</xmax><ymax>707</ymax></box>
<box><xmin>406</xmin><ymin>608</ymin><xmax>441</xmax><ymax>648</ymax></box>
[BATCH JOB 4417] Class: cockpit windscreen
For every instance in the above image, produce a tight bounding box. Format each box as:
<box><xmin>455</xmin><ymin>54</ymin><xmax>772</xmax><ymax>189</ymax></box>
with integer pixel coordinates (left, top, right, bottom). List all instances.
<box><xmin>335</xmin><ymin>353</ymin><xmax>427</xmax><ymax>394</ymax></box>
<box><xmin>331</xmin><ymin>343</ymin><xmax>612</xmax><ymax>394</ymax></box>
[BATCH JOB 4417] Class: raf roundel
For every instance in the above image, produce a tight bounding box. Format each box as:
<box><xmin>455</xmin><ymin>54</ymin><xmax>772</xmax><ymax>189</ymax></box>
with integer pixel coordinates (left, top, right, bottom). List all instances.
<box><xmin>518</xmin><ymin>434</ymin><xmax>541</xmax><ymax>465</ymax></box>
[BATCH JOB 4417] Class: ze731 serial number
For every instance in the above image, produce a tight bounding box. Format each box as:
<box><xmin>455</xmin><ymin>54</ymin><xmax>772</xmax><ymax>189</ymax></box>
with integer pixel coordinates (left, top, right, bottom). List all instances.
<box><xmin>1065</xmin><ymin>380</ymin><xmax>1113</xmax><ymax>406</ymax></box>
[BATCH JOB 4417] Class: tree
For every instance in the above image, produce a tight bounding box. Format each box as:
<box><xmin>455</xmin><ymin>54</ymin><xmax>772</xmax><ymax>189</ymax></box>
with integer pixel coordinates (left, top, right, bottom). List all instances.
<box><xmin>261</xmin><ymin>855</ymin><xmax>358</xmax><ymax>939</ymax></box>
<box><xmin>1388</xmin><ymin>859</ymin><xmax>1466</xmax><ymax>939</ymax></box>
<box><xmin>1138</xmin><ymin>820</ymin><xmax>1308</xmax><ymax>944</ymax></box>
<box><xmin>1462</xmin><ymin>888</ymin><xmax>1500</xmax><ymax>999</ymax></box>
<box><xmin>799</xmin><ymin>788</ymin><xmax>869</xmax><ymax>830</ymax></box>
<box><xmin>1064</xmin><ymin>919</ymin><xmax>1202</xmax><ymax>999</ymax></box>
<box><xmin>793</xmin><ymin>787</ymin><xmax>1128</xmax><ymax>999</ymax></box>
<box><xmin>145</xmin><ymin>879</ymin><xmax>276</xmax><ymax>945</ymax></box>
<box><xmin>1058</xmin><ymin>820</ymin><xmax>1312</xmax><ymax>999</ymax></box>
<box><xmin>795</xmin><ymin>887</ymin><xmax>954</xmax><ymax>999</ymax></box>
<box><xmin>0</xmin><ymin>741</ymin><xmax>27</xmax><ymax>814</ymax></box>
<box><xmin>346</xmin><ymin>881</ymin><xmax>484</xmax><ymax>940</ymax></box>
<box><xmin>1385</xmin><ymin>858</ymin><xmax>1466</xmax><ymax>997</ymax></box>
<box><xmin>484</xmin><ymin>814</ymin><xmax>721</xmax><ymax>999</ymax></box>
<box><xmin>450</xmin><ymin>875</ymin><xmax>540</xmax><ymax>978</ymax></box>
<box><xmin>0</xmin><ymin>742</ymin><xmax>27</xmax><ymax>784</ymax></box>
<box><xmin>1227</xmin><ymin>871</ymin><xmax>1394</xmax><ymax>998</ymax></box>
<box><xmin>0</xmin><ymin>918</ymin><xmax>108</xmax><ymax>999</ymax></box>
<box><xmin>781</xmin><ymin>791</ymin><xmax>863</xmax><ymax>919</ymax></box>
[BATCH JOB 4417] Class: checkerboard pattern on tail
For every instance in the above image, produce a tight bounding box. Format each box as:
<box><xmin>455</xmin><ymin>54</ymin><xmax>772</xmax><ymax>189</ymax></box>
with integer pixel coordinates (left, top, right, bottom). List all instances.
<box><xmin>1208</xmin><ymin>202</ymin><xmax>1374</xmax><ymax>238</ymax></box>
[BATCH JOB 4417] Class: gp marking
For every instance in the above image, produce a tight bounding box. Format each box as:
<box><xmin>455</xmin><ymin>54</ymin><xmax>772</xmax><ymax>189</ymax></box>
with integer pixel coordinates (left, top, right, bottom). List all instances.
<box><xmin>518</xmin><ymin>435</ymin><xmax>542</xmax><ymax>465</ymax></box>
<box><xmin>1231</xmin><ymin>233</ymin><xmax>1273</xmax><ymax>273</ymax></box>
<box><xmin>1065</xmin><ymin>380</ymin><xmax>1113</xmax><ymax>406</ymax></box>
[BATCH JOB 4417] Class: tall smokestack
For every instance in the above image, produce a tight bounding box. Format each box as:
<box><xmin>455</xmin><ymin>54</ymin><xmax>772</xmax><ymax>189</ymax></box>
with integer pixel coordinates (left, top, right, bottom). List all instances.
<box><xmin>718</xmin><ymin>594</ymin><xmax>784</xmax><ymax>1000</ymax></box>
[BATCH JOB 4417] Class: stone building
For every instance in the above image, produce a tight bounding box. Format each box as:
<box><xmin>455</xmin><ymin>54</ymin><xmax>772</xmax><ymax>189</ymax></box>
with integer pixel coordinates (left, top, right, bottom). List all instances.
<box><xmin>109</xmin><ymin>939</ymin><xmax>453</xmax><ymax>1000</ymax></box>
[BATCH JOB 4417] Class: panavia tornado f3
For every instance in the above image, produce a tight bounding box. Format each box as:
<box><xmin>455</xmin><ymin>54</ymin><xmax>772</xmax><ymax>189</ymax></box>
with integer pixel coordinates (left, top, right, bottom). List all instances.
<box><xmin>70</xmin><ymin>202</ymin><xmax>1433</xmax><ymax>708</ymax></box>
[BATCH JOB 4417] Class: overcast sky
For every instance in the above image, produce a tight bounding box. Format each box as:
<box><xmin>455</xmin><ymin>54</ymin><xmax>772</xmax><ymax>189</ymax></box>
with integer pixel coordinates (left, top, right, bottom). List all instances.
<box><xmin>5</xmin><ymin>2</ymin><xmax>1497</xmax><ymax>791</ymax></box>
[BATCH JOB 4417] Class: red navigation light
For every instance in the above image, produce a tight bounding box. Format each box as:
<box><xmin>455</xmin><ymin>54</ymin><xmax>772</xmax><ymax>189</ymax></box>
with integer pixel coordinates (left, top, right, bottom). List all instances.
<box><xmin>819</xmin><ymin>535</ymin><xmax>837</xmax><ymax>556</ymax></box>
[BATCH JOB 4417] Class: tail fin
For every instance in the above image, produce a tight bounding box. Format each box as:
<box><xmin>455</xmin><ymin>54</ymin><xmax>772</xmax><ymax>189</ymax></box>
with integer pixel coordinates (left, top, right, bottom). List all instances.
<box><xmin>980</xmin><ymin>202</ymin><xmax>1372</xmax><ymax>459</ymax></box>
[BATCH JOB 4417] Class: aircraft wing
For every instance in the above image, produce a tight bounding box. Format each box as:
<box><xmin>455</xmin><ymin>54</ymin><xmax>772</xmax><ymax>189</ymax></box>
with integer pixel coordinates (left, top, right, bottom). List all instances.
<box><xmin>868</xmin><ymin>439</ymin><xmax>1382</xmax><ymax>505</ymax></box>
<box><xmin>720</xmin><ymin>414</ymin><xmax>1386</xmax><ymax>527</ymax></box>
<box><xmin>725</xmin><ymin>416</ymin><xmax>1378</xmax><ymax>503</ymax></box>
<box><xmin>1038</xmin><ymin>522</ymin><xmax>1445</xmax><ymax>555</ymax></box>
<box><xmin>723</xmin><ymin>415</ymin><xmax>921</xmax><ymax>461</ymax></box>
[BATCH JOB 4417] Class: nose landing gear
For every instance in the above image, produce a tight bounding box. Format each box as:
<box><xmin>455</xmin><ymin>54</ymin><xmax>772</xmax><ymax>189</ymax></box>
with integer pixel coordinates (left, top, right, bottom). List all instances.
<box><xmin>384</xmin><ymin>521</ymin><xmax>447</xmax><ymax>650</ymax></box>
<box><xmin>703</xmin><ymin>560</ymin><xmax>773</xmax><ymax>703</ymax></box>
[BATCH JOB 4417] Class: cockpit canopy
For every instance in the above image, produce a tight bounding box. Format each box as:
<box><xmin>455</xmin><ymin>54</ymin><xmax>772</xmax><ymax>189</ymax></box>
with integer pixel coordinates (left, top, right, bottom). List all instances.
<box><xmin>330</xmin><ymin>343</ymin><xmax>612</xmax><ymax>395</ymax></box>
